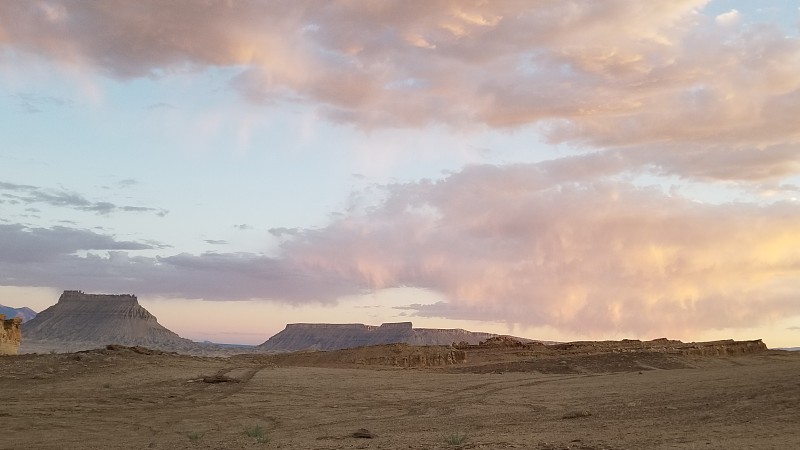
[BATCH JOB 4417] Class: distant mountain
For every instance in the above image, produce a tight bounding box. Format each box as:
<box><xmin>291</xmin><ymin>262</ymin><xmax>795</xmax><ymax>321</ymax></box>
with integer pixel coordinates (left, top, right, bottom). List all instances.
<box><xmin>259</xmin><ymin>321</ymin><xmax>507</xmax><ymax>352</ymax></box>
<box><xmin>0</xmin><ymin>304</ymin><xmax>37</xmax><ymax>322</ymax></box>
<box><xmin>22</xmin><ymin>290</ymin><xmax>197</xmax><ymax>352</ymax></box>
<box><xmin>777</xmin><ymin>347</ymin><xmax>800</xmax><ymax>351</ymax></box>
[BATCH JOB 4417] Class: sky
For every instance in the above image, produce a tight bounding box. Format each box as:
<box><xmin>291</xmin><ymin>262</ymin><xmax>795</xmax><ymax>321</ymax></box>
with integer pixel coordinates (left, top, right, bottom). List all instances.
<box><xmin>1</xmin><ymin>1</ymin><xmax>800</xmax><ymax>347</ymax></box>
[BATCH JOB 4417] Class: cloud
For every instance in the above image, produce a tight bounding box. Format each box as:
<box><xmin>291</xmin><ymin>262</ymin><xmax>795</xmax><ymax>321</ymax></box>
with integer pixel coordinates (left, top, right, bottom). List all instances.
<box><xmin>268</xmin><ymin>227</ymin><xmax>300</xmax><ymax>237</ymax></box>
<box><xmin>2</xmin><ymin>1</ymin><xmax>800</xmax><ymax>338</ymax></box>
<box><xmin>2</xmin><ymin>1</ymin><xmax>800</xmax><ymax>184</ymax></box>
<box><xmin>204</xmin><ymin>239</ymin><xmax>228</xmax><ymax>245</ymax></box>
<box><xmin>3</xmin><ymin>161</ymin><xmax>798</xmax><ymax>336</ymax></box>
<box><xmin>116</xmin><ymin>179</ymin><xmax>138</xmax><ymax>188</ymax></box>
<box><xmin>617</xmin><ymin>143</ymin><xmax>800</xmax><ymax>183</ymax></box>
<box><xmin>0</xmin><ymin>224</ymin><xmax>153</xmax><ymax>263</ymax></box>
<box><xmin>272</xmin><ymin>163</ymin><xmax>800</xmax><ymax>336</ymax></box>
<box><xmin>0</xmin><ymin>181</ymin><xmax>167</xmax><ymax>216</ymax></box>
<box><xmin>9</xmin><ymin>92</ymin><xmax>72</xmax><ymax>113</ymax></box>
<box><xmin>0</xmin><ymin>238</ymin><xmax>358</xmax><ymax>304</ymax></box>
<box><xmin>146</xmin><ymin>103</ymin><xmax>176</xmax><ymax>110</ymax></box>
<box><xmin>715</xmin><ymin>9</ymin><xmax>741</xmax><ymax>26</ymax></box>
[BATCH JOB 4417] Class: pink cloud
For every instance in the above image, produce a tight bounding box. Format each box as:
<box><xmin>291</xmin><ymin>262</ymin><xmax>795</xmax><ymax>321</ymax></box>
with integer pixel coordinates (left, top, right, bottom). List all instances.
<box><xmin>3</xmin><ymin>1</ymin><xmax>799</xmax><ymax>164</ymax></box>
<box><xmin>3</xmin><ymin>1</ymin><xmax>800</xmax><ymax>338</ymax></box>
<box><xmin>3</xmin><ymin>161</ymin><xmax>800</xmax><ymax>336</ymax></box>
<box><xmin>715</xmin><ymin>9</ymin><xmax>741</xmax><ymax>26</ymax></box>
<box><xmin>275</xmin><ymin>164</ymin><xmax>800</xmax><ymax>335</ymax></box>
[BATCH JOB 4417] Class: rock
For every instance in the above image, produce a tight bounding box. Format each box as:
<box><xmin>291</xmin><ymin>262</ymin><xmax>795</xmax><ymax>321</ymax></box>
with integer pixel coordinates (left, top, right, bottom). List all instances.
<box><xmin>267</xmin><ymin>342</ymin><xmax>467</xmax><ymax>367</ymax></box>
<box><xmin>351</xmin><ymin>428</ymin><xmax>375</xmax><ymax>438</ymax></box>
<box><xmin>672</xmin><ymin>339</ymin><xmax>768</xmax><ymax>356</ymax></box>
<box><xmin>201</xmin><ymin>374</ymin><xmax>240</xmax><ymax>383</ymax></box>
<box><xmin>478</xmin><ymin>335</ymin><xmax>526</xmax><ymax>347</ymax></box>
<box><xmin>561</xmin><ymin>410</ymin><xmax>592</xmax><ymax>419</ymax></box>
<box><xmin>546</xmin><ymin>338</ymin><xmax>767</xmax><ymax>357</ymax></box>
<box><xmin>1</xmin><ymin>314</ymin><xmax>22</xmax><ymax>355</ymax></box>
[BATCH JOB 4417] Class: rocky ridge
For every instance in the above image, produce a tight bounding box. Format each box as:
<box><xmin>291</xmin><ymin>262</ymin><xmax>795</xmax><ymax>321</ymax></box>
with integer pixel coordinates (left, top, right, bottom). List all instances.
<box><xmin>1</xmin><ymin>314</ymin><xmax>22</xmax><ymax>355</ymax></box>
<box><xmin>256</xmin><ymin>343</ymin><xmax>467</xmax><ymax>367</ymax></box>
<box><xmin>545</xmin><ymin>337</ymin><xmax>768</xmax><ymax>356</ymax></box>
<box><xmin>457</xmin><ymin>336</ymin><xmax>768</xmax><ymax>356</ymax></box>
<box><xmin>259</xmin><ymin>321</ymin><xmax>499</xmax><ymax>352</ymax></box>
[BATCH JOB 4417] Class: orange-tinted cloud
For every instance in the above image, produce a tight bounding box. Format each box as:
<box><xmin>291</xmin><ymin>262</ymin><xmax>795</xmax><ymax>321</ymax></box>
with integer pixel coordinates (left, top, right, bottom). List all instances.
<box><xmin>2</xmin><ymin>161</ymin><xmax>799</xmax><ymax>336</ymax></box>
<box><xmin>3</xmin><ymin>1</ymin><xmax>799</xmax><ymax>181</ymax></box>
<box><xmin>3</xmin><ymin>1</ymin><xmax>800</xmax><ymax>337</ymax></box>
<box><xmin>277</xmin><ymin>163</ymin><xmax>800</xmax><ymax>335</ymax></box>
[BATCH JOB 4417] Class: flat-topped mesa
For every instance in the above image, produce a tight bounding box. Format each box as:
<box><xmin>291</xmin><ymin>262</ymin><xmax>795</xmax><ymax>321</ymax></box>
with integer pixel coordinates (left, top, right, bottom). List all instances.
<box><xmin>59</xmin><ymin>290</ymin><xmax>138</xmax><ymax>302</ymax></box>
<box><xmin>284</xmin><ymin>322</ymin><xmax>413</xmax><ymax>330</ymax></box>
<box><xmin>21</xmin><ymin>290</ymin><xmax>194</xmax><ymax>351</ymax></box>
<box><xmin>260</xmin><ymin>322</ymin><xmax>499</xmax><ymax>352</ymax></box>
<box><xmin>58</xmin><ymin>289</ymin><xmax>136</xmax><ymax>301</ymax></box>
<box><xmin>286</xmin><ymin>323</ymin><xmax>376</xmax><ymax>330</ymax></box>
<box><xmin>1</xmin><ymin>314</ymin><xmax>23</xmax><ymax>355</ymax></box>
<box><xmin>378</xmin><ymin>322</ymin><xmax>413</xmax><ymax>330</ymax></box>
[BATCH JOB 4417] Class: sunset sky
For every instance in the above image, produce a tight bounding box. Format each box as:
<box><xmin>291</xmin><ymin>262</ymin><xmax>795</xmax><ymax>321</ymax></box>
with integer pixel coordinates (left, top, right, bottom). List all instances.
<box><xmin>2</xmin><ymin>1</ymin><xmax>799</xmax><ymax>347</ymax></box>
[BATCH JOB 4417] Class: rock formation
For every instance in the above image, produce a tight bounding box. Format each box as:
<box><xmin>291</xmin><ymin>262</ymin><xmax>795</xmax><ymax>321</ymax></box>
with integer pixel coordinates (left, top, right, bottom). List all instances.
<box><xmin>457</xmin><ymin>337</ymin><xmax>768</xmax><ymax>357</ymax></box>
<box><xmin>21</xmin><ymin>290</ymin><xmax>196</xmax><ymax>352</ymax></box>
<box><xmin>1</xmin><ymin>314</ymin><xmax>22</xmax><ymax>355</ymax></box>
<box><xmin>265</xmin><ymin>343</ymin><xmax>467</xmax><ymax>367</ymax></box>
<box><xmin>259</xmin><ymin>321</ymin><xmax>499</xmax><ymax>352</ymax></box>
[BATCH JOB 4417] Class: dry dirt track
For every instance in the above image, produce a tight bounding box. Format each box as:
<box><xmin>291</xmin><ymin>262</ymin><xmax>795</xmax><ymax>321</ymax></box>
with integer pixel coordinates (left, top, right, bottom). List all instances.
<box><xmin>1</xmin><ymin>347</ymin><xmax>799</xmax><ymax>449</ymax></box>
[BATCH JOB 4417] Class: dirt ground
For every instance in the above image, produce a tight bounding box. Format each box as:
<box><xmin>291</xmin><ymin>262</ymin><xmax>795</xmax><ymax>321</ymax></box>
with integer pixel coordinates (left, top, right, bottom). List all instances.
<box><xmin>1</xmin><ymin>345</ymin><xmax>799</xmax><ymax>450</ymax></box>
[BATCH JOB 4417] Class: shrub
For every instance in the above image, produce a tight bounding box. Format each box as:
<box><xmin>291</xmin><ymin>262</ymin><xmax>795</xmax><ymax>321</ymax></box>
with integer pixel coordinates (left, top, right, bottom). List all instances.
<box><xmin>186</xmin><ymin>431</ymin><xmax>204</xmax><ymax>442</ymax></box>
<box><xmin>245</xmin><ymin>425</ymin><xmax>269</xmax><ymax>443</ymax></box>
<box><xmin>446</xmin><ymin>431</ymin><xmax>467</xmax><ymax>445</ymax></box>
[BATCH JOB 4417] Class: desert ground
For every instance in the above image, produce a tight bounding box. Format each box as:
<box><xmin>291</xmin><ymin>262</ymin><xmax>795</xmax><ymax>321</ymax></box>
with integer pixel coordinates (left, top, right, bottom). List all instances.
<box><xmin>1</xmin><ymin>344</ymin><xmax>799</xmax><ymax>450</ymax></box>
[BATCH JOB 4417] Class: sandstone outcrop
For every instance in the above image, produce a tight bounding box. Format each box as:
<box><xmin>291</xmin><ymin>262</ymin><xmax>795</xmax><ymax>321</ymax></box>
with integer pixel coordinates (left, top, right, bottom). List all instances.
<box><xmin>543</xmin><ymin>338</ymin><xmax>768</xmax><ymax>356</ymax></box>
<box><xmin>259</xmin><ymin>321</ymin><xmax>498</xmax><ymax>352</ymax></box>
<box><xmin>263</xmin><ymin>343</ymin><xmax>467</xmax><ymax>367</ymax></box>
<box><xmin>1</xmin><ymin>314</ymin><xmax>22</xmax><ymax>355</ymax></box>
<box><xmin>21</xmin><ymin>290</ymin><xmax>197</xmax><ymax>353</ymax></box>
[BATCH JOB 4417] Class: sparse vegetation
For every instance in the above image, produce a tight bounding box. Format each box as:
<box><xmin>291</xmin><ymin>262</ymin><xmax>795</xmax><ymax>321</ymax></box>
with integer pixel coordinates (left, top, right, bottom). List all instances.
<box><xmin>446</xmin><ymin>431</ymin><xmax>467</xmax><ymax>445</ymax></box>
<box><xmin>245</xmin><ymin>425</ymin><xmax>269</xmax><ymax>443</ymax></box>
<box><xmin>186</xmin><ymin>431</ymin><xmax>204</xmax><ymax>442</ymax></box>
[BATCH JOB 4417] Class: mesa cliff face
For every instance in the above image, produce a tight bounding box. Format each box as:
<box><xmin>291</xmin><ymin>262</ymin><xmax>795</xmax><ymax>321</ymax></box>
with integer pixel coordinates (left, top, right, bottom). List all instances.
<box><xmin>259</xmin><ymin>322</ymin><xmax>498</xmax><ymax>352</ymax></box>
<box><xmin>21</xmin><ymin>290</ymin><xmax>195</xmax><ymax>352</ymax></box>
<box><xmin>1</xmin><ymin>314</ymin><xmax>22</xmax><ymax>355</ymax></box>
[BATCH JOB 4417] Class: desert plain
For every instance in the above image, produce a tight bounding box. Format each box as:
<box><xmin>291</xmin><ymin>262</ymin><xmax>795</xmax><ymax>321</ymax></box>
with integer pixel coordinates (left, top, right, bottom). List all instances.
<box><xmin>1</xmin><ymin>342</ymin><xmax>799</xmax><ymax>450</ymax></box>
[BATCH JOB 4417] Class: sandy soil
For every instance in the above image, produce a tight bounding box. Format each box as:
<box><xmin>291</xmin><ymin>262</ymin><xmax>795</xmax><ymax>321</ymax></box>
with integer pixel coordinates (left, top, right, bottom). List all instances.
<box><xmin>1</xmin><ymin>346</ymin><xmax>799</xmax><ymax>449</ymax></box>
